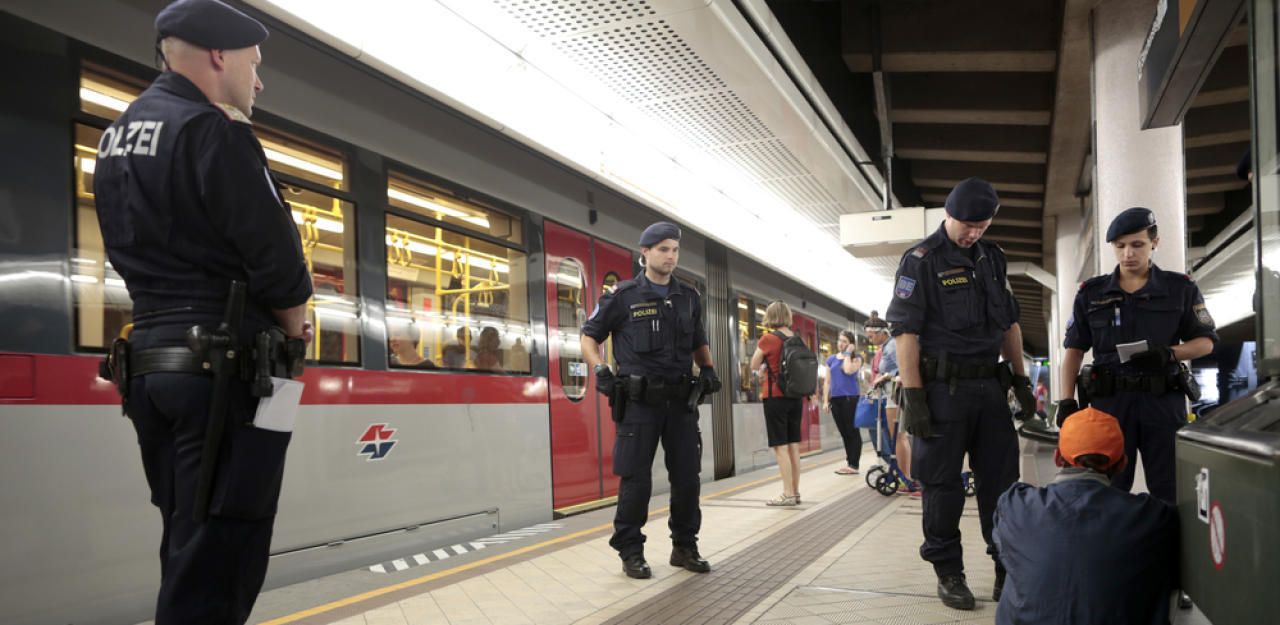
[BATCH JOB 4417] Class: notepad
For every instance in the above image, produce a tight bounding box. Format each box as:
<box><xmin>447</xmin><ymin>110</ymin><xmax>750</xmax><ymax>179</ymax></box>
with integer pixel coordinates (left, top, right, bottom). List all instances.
<box><xmin>1116</xmin><ymin>340</ymin><xmax>1149</xmax><ymax>364</ymax></box>
<box><xmin>252</xmin><ymin>377</ymin><xmax>305</xmax><ymax>432</ymax></box>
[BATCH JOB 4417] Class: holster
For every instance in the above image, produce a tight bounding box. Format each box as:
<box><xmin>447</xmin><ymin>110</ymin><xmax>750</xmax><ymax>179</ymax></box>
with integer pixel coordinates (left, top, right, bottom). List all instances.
<box><xmin>1177</xmin><ymin>363</ymin><xmax>1202</xmax><ymax>402</ymax></box>
<box><xmin>1076</xmin><ymin>365</ymin><xmax>1093</xmax><ymax>408</ymax></box>
<box><xmin>996</xmin><ymin>361</ymin><xmax>1014</xmax><ymax>392</ymax></box>
<box><xmin>250</xmin><ymin>328</ymin><xmax>307</xmax><ymax>397</ymax></box>
<box><xmin>686</xmin><ymin>377</ymin><xmax>704</xmax><ymax>412</ymax></box>
<box><xmin>99</xmin><ymin>337</ymin><xmax>131</xmax><ymax>409</ymax></box>
<box><xmin>609</xmin><ymin>379</ymin><xmax>628</xmax><ymax>423</ymax></box>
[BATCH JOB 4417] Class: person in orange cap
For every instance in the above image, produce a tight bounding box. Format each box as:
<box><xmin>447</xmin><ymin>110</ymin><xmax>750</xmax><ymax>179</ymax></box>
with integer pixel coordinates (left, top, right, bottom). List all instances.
<box><xmin>991</xmin><ymin>408</ymin><xmax>1179</xmax><ymax>625</ymax></box>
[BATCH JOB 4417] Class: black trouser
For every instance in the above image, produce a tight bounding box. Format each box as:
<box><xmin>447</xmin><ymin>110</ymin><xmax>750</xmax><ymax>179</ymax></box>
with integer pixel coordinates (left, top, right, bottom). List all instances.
<box><xmin>1092</xmin><ymin>389</ymin><xmax>1186</xmax><ymax>504</ymax></box>
<box><xmin>912</xmin><ymin>378</ymin><xmax>1018</xmax><ymax>577</ymax></box>
<box><xmin>609</xmin><ymin>398</ymin><xmax>702</xmax><ymax>559</ymax></box>
<box><xmin>830</xmin><ymin>395</ymin><xmax>862</xmax><ymax>469</ymax></box>
<box><xmin>126</xmin><ymin>332</ymin><xmax>292</xmax><ymax>624</ymax></box>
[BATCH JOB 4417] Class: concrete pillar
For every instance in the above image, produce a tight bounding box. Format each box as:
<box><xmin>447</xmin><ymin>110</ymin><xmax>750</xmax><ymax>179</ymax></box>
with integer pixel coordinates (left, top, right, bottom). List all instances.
<box><xmin>1054</xmin><ymin>209</ymin><xmax>1085</xmax><ymax>399</ymax></box>
<box><xmin>1092</xmin><ymin>0</ymin><xmax>1187</xmax><ymax>273</ymax></box>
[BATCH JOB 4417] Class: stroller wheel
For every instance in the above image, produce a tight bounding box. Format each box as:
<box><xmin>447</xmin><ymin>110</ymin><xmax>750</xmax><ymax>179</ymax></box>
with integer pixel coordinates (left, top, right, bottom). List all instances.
<box><xmin>962</xmin><ymin>471</ymin><xmax>978</xmax><ymax>497</ymax></box>
<box><xmin>864</xmin><ymin>466</ymin><xmax>885</xmax><ymax>489</ymax></box>
<box><xmin>874</xmin><ymin>473</ymin><xmax>899</xmax><ymax>496</ymax></box>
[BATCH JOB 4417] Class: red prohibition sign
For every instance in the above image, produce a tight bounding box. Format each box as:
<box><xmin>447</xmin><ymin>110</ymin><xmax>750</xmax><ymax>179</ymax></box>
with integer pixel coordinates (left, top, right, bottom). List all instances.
<box><xmin>1209</xmin><ymin>501</ymin><xmax>1225</xmax><ymax>570</ymax></box>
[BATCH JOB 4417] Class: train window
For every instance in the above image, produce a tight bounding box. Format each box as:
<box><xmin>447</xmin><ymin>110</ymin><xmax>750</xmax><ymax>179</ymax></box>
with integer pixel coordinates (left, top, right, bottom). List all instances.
<box><xmin>818</xmin><ymin>325</ymin><xmax>838</xmax><ymax>362</ymax></box>
<box><xmin>79</xmin><ymin>67</ymin><xmax>143</xmax><ymax>121</ymax></box>
<box><xmin>388</xmin><ymin>173</ymin><xmax>522</xmax><ymax>244</ymax></box>
<box><xmin>601</xmin><ymin>271</ymin><xmax>621</xmax><ymax>369</ymax></box>
<box><xmin>71</xmin><ymin>123</ymin><xmax>131</xmax><ymax>349</ymax></box>
<box><xmin>734</xmin><ymin>296</ymin><xmax>759</xmax><ymax>403</ymax></box>
<box><xmin>385</xmin><ymin>213</ymin><xmax>532</xmax><ymax>374</ymax></box>
<box><xmin>287</xmin><ymin>187</ymin><xmax>359</xmax><ymax>365</ymax></box>
<box><xmin>552</xmin><ymin>258</ymin><xmax>588</xmax><ymax>399</ymax></box>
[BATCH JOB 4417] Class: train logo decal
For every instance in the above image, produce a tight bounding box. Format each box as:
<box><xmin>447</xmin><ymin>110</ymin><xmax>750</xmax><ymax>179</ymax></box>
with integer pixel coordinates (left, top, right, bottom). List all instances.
<box><xmin>357</xmin><ymin>424</ymin><xmax>398</xmax><ymax>461</ymax></box>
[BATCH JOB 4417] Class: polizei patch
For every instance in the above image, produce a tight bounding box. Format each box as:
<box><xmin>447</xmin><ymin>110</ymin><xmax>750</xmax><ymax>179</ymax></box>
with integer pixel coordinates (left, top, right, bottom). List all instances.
<box><xmin>630</xmin><ymin>302</ymin><xmax>660</xmax><ymax>319</ymax></box>
<box><xmin>1194</xmin><ymin>303</ymin><xmax>1214</xmax><ymax>327</ymax></box>
<box><xmin>895</xmin><ymin>276</ymin><xmax>917</xmax><ymax>299</ymax></box>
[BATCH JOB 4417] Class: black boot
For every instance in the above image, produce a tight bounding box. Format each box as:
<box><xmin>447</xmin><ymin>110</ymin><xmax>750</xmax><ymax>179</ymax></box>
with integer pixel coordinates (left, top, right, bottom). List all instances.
<box><xmin>937</xmin><ymin>574</ymin><xmax>976</xmax><ymax>610</ymax></box>
<box><xmin>993</xmin><ymin>569</ymin><xmax>1006</xmax><ymax>602</ymax></box>
<box><xmin>1178</xmin><ymin>590</ymin><xmax>1193</xmax><ymax>610</ymax></box>
<box><xmin>622</xmin><ymin>553</ymin><xmax>651</xmax><ymax>579</ymax></box>
<box><xmin>669</xmin><ymin>545</ymin><xmax>711</xmax><ymax>573</ymax></box>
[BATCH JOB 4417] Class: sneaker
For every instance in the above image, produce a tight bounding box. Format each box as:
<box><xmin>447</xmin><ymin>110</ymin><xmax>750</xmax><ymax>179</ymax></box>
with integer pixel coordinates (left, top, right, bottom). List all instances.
<box><xmin>937</xmin><ymin>574</ymin><xmax>976</xmax><ymax>610</ymax></box>
<box><xmin>766</xmin><ymin>494</ymin><xmax>798</xmax><ymax>506</ymax></box>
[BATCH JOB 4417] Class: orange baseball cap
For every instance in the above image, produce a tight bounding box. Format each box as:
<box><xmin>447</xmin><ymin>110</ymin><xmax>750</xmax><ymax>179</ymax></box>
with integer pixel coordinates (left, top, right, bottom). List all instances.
<box><xmin>1057</xmin><ymin>407</ymin><xmax>1126</xmax><ymax>470</ymax></box>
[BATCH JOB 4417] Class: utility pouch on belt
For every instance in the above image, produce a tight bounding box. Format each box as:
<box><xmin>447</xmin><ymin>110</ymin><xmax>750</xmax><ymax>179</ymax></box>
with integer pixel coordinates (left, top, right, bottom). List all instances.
<box><xmin>625</xmin><ymin>375</ymin><xmax>647</xmax><ymax>402</ymax></box>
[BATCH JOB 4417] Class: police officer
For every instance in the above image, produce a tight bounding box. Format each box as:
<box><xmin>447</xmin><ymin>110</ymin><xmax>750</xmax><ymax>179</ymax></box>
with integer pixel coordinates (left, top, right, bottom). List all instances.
<box><xmin>1058</xmin><ymin>207</ymin><xmax>1217</xmax><ymax>504</ymax></box>
<box><xmin>93</xmin><ymin>1</ymin><xmax>313</xmax><ymax>622</ymax></box>
<box><xmin>886</xmin><ymin>177</ymin><xmax>1035</xmax><ymax>610</ymax></box>
<box><xmin>581</xmin><ymin>222</ymin><xmax>721</xmax><ymax>579</ymax></box>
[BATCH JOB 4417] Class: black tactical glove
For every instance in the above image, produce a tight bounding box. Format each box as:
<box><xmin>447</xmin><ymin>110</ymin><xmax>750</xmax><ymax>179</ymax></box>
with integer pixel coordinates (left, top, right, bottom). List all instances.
<box><xmin>1055</xmin><ymin>398</ymin><xmax>1080</xmax><ymax>428</ymax></box>
<box><xmin>595</xmin><ymin>364</ymin><xmax>617</xmax><ymax>396</ymax></box>
<box><xmin>1012</xmin><ymin>374</ymin><xmax>1036</xmax><ymax>421</ymax></box>
<box><xmin>900</xmin><ymin>387</ymin><xmax>935</xmax><ymax>438</ymax></box>
<box><xmin>700</xmin><ymin>366</ymin><xmax>722</xmax><ymax>395</ymax></box>
<box><xmin>1130</xmin><ymin>344</ymin><xmax>1175</xmax><ymax>369</ymax></box>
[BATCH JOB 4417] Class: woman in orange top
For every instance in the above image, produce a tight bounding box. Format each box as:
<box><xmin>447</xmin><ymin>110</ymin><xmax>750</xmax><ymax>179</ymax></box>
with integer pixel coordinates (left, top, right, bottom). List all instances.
<box><xmin>750</xmin><ymin>301</ymin><xmax>803</xmax><ymax>506</ymax></box>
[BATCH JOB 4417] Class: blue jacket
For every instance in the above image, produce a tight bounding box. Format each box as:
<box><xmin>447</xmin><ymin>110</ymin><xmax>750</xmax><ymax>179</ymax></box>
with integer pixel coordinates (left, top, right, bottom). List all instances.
<box><xmin>993</xmin><ymin>471</ymin><xmax>1179</xmax><ymax>625</ymax></box>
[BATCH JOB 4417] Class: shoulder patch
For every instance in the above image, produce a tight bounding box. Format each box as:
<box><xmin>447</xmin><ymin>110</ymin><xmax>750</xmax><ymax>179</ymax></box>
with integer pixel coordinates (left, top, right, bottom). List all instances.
<box><xmin>612</xmin><ymin>279</ymin><xmax>638</xmax><ymax>294</ymax></box>
<box><xmin>1193</xmin><ymin>303</ymin><xmax>1214</xmax><ymax>327</ymax></box>
<box><xmin>213</xmin><ymin>102</ymin><xmax>251</xmax><ymax>125</ymax></box>
<box><xmin>910</xmin><ymin>246</ymin><xmax>929</xmax><ymax>259</ymax></box>
<box><xmin>895</xmin><ymin>276</ymin><xmax>917</xmax><ymax>299</ymax></box>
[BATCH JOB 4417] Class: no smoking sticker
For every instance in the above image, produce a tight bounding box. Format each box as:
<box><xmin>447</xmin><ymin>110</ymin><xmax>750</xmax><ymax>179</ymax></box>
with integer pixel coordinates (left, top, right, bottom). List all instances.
<box><xmin>1209</xmin><ymin>501</ymin><xmax>1225</xmax><ymax>570</ymax></box>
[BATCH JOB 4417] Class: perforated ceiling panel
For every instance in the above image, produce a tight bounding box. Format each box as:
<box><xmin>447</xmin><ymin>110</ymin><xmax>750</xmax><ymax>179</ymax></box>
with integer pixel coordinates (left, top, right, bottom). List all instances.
<box><xmin>492</xmin><ymin>0</ymin><xmax>858</xmax><ymax>241</ymax></box>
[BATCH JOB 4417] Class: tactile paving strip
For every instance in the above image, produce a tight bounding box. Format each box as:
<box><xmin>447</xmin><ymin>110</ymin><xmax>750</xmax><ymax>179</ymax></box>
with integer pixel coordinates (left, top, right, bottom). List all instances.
<box><xmin>600</xmin><ymin>488</ymin><xmax>892</xmax><ymax>625</ymax></box>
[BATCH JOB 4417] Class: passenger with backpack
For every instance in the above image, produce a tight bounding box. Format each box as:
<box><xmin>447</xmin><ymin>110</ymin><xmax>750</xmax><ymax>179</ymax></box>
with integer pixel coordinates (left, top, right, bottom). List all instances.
<box><xmin>749</xmin><ymin>301</ymin><xmax>819</xmax><ymax>506</ymax></box>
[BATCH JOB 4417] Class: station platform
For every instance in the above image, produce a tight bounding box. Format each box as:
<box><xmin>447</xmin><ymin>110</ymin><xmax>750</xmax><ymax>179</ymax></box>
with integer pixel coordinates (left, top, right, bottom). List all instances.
<box><xmin>153</xmin><ymin>447</ymin><xmax>1211</xmax><ymax>625</ymax></box>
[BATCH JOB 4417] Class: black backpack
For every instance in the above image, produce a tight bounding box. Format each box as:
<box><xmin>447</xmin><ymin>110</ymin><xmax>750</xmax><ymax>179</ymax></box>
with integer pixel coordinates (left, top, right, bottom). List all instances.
<box><xmin>768</xmin><ymin>330</ymin><xmax>818</xmax><ymax>398</ymax></box>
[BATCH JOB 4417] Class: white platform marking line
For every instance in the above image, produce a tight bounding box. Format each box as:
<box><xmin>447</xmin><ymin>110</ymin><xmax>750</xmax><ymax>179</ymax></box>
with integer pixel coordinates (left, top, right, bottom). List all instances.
<box><xmin>391</xmin><ymin>559</ymin><xmax>409</xmax><ymax>571</ymax></box>
<box><xmin>433</xmin><ymin>548</ymin><xmax>451</xmax><ymax>559</ymax></box>
<box><xmin>413</xmin><ymin>553</ymin><xmax>430</xmax><ymax>565</ymax></box>
<box><xmin>450</xmin><ymin>544</ymin><xmax>468</xmax><ymax>555</ymax></box>
<box><xmin>365</xmin><ymin>522</ymin><xmax>567</xmax><ymax>572</ymax></box>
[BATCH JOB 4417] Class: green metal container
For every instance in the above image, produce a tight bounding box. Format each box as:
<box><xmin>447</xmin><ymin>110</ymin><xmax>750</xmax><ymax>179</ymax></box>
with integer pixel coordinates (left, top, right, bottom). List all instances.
<box><xmin>1175</xmin><ymin>380</ymin><xmax>1280</xmax><ymax>625</ymax></box>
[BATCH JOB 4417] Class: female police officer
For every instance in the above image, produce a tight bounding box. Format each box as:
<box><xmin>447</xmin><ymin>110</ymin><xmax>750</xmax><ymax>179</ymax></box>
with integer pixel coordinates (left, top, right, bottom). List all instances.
<box><xmin>1058</xmin><ymin>207</ymin><xmax>1218</xmax><ymax>505</ymax></box>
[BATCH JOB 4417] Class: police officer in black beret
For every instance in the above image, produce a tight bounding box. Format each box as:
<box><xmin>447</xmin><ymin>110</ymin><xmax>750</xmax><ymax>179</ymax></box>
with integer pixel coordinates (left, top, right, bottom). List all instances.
<box><xmin>581</xmin><ymin>221</ymin><xmax>721</xmax><ymax>579</ymax></box>
<box><xmin>886</xmin><ymin>177</ymin><xmax>1034</xmax><ymax>610</ymax></box>
<box><xmin>1058</xmin><ymin>208</ymin><xmax>1217</xmax><ymax>505</ymax></box>
<box><xmin>93</xmin><ymin>1</ymin><xmax>312</xmax><ymax>622</ymax></box>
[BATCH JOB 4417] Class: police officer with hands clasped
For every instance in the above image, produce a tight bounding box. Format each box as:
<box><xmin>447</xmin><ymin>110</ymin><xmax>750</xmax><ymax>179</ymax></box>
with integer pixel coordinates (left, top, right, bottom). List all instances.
<box><xmin>1058</xmin><ymin>208</ymin><xmax>1217</xmax><ymax>504</ymax></box>
<box><xmin>93</xmin><ymin>1</ymin><xmax>313</xmax><ymax>622</ymax></box>
<box><xmin>886</xmin><ymin>178</ymin><xmax>1035</xmax><ymax>610</ymax></box>
<box><xmin>581</xmin><ymin>222</ymin><xmax>721</xmax><ymax>579</ymax></box>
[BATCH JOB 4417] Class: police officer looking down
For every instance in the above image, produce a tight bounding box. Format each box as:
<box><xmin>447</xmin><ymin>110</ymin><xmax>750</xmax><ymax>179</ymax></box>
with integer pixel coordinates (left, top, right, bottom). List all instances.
<box><xmin>581</xmin><ymin>222</ymin><xmax>721</xmax><ymax>579</ymax></box>
<box><xmin>1058</xmin><ymin>207</ymin><xmax>1217</xmax><ymax>505</ymax></box>
<box><xmin>92</xmin><ymin>1</ymin><xmax>313</xmax><ymax>622</ymax></box>
<box><xmin>885</xmin><ymin>177</ymin><xmax>1035</xmax><ymax>610</ymax></box>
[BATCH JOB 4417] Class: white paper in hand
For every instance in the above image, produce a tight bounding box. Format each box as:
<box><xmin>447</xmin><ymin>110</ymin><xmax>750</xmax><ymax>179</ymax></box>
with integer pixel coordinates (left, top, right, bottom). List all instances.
<box><xmin>253</xmin><ymin>377</ymin><xmax>305</xmax><ymax>432</ymax></box>
<box><xmin>1116</xmin><ymin>340</ymin><xmax>1149</xmax><ymax>364</ymax></box>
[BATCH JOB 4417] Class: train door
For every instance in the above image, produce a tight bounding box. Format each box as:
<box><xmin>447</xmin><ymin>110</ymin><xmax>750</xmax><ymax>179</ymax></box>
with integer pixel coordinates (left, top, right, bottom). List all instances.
<box><xmin>544</xmin><ymin>220</ymin><xmax>633</xmax><ymax>509</ymax></box>
<box><xmin>790</xmin><ymin>313</ymin><xmax>822</xmax><ymax>452</ymax></box>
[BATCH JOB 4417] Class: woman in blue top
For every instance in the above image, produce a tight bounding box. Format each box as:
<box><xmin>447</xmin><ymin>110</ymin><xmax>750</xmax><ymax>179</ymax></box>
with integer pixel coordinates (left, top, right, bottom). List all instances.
<box><xmin>824</xmin><ymin>330</ymin><xmax>863</xmax><ymax>474</ymax></box>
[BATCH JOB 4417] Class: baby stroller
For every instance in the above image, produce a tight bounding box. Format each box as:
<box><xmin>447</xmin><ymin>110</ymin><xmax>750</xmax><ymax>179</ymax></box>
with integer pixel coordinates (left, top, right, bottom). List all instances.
<box><xmin>861</xmin><ymin>383</ymin><xmax>979</xmax><ymax>497</ymax></box>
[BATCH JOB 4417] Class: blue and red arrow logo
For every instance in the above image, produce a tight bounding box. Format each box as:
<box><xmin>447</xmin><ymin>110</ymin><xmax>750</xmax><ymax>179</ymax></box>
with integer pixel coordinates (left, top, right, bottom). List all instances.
<box><xmin>357</xmin><ymin>423</ymin><xmax>397</xmax><ymax>461</ymax></box>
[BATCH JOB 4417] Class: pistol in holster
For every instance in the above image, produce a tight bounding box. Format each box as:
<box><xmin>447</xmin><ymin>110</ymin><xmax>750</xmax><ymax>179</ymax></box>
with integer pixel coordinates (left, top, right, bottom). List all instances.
<box><xmin>686</xmin><ymin>376</ymin><xmax>704</xmax><ymax>412</ymax></box>
<box><xmin>609</xmin><ymin>377</ymin><xmax>629</xmax><ymax>423</ymax></box>
<box><xmin>995</xmin><ymin>361</ymin><xmax>1014</xmax><ymax>392</ymax></box>
<box><xmin>250</xmin><ymin>327</ymin><xmax>307</xmax><ymax>397</ymax></box>
<box><xmin>1076</xmin><ymin>364</ymin><xmax>1095</xmax><ymax>407</ymax></box>
<box><xmin>1177</xmin><ymin>363</ymin><xmax>1202</xmax><ymax>402</ymax></box>
<box><xmin>99</xmin><ymin>337</ymin><xmax>132</xmax><ymax>411</ymax></box>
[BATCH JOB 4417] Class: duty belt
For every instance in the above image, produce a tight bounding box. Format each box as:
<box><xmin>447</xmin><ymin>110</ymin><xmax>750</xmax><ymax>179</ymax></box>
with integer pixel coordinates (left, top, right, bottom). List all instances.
<box><xmin>623</xmin><ymin>374</ymin><xmax>697</xmax><ymax>404</ymax></box>
<box><xmin>1081</xmin><ymin>366</ymin><xmax>1178</xmax><ymax>398</ymax></box>
<box><xmin>921</xmin><ymin>356</ymin><xmax>1004</xmax><ymax>382</ymax></box>
<box><xmin>130</xmin><ymin>346</ymin><xmax>212</xmax><ymax>377</ymax></box>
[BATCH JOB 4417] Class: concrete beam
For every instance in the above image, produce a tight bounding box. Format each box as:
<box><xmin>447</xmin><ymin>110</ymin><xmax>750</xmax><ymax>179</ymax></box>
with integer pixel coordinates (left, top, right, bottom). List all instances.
<box><xmin>1186</xmin><ymin>164</ymin><xmax>1238</xmax><ymax>178</ymax></box>
<box><xmin>1185</xmin><ymin>141</ymin><xmax>1251</xmax><ymax>170</ymax></box>
<box><xmin>921</xmin><ymin>193</ymin><xmax>1043</xmax><ymax>208</ymax></box>
<box><xmin>1186</xmin><ymin>175</ymin><xmax>1247</xmax><ymax>194</ymax></box>
<box><xmin>842</xmin><ymin>0</ymin><xmax>1059</xmax><ymax>56</ymax></box>
<box><xmin>843</xmin><ymin>51</ymin><xmax>1056</xmax><ymax>73</ymax></box>
<box><xmin>914</xmin><ymin>178</ymin><xmax>1045</xmax><ymax>194</ymax></box>
<box><xmin>1188</xmin><ymin>192</ymin><xmax>1225</xmax><ymax>212</ymax></box>
<box><xmin>890</xmin><ymin>109</ymin><xmax>1052</xmax><ymax>125</ymax></box>
<box><xmin>1184</xmin><ymin>100</ymin><xmax>1251</xmax><ymax>141</ymax></box>
<box><xmin>910</xmin><ymin>160</ymin><xmax>1045</xmax><ymax>184</ymax></box>
<box><xmin>897</xmin><ymin>149</ymin><xmax>1048</xmax><ymax>164</ymax></box>
<box><xmin>1043</xmin><ymin>0</ymin><xmax>1095</xmax><ymax>216</ymax></box>
<box><xmin>1184</xmin><ymin>130</ymin><xmax>1252</xmax><ymax>148</ymax></box>
<box><xmin>895</xmin><ymin>124</ymin><xmax>1050</xmax><ymax>164</ymax></box>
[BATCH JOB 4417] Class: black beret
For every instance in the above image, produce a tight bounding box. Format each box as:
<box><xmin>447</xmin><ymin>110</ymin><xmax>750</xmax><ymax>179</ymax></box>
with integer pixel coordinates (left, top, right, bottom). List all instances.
<box><xmin>944</xmin><ymin>177</ymin><xmax>1000</xmax><ymax>221</ymax></box>
<box><xmin>156</xmin><ymin>0</ymin><xmax>268</xmax><ymax>50</ymax></box>
<box><xmin>1105</xmin><ymin>207</ymin><xmax>1156</xmax><ymax>242</ymax></box>
<box><xmin>1236</xmin><ymin>150</ymin><xmax>1251</xmax><ymax>181</ymax></box>
<box><xmin>639</xmin><ymin>221</ymin><xmax>681</xmax><ymax>247</ymax></box>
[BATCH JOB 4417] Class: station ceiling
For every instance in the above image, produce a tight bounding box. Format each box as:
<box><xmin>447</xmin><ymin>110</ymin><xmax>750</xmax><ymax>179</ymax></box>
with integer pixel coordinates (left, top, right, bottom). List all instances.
<box><xmin>766</xmin><ymin>0</ymin><xmax>1067</xmax><ymax>355</ymax></box>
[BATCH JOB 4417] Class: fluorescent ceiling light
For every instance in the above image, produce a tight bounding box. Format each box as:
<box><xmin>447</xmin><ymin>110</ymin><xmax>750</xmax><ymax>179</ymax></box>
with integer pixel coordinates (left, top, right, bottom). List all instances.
<box><xmin>80</xmin><ymin>157</ymin><xmax>96</xmax><ymax>175</ymax></box>
<box><xmin>388</xmin><ymin>187</ymin><xmax>489</xmax><ymax>229</ymax></box>
<box><xmin>264</xmin><ymin>147</ymin><xmax>344</xmax><ymax>182</ymax></box>
<box><xmin>80</xmin><ymin>86</ymin><xmax>129</xmax><ymax>112</ymax></box>
<box><xmin>291</xmin><ymin>210</ymin><xmax>344</xmax><ymax>234</ymax></box>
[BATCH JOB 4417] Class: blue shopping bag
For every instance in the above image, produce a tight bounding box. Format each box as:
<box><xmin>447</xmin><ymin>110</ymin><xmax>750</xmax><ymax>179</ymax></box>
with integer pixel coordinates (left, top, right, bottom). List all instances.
<box><xmin>854</xmin><ymin>396</ymin><xmax>881</xmax><ymax>429</ymax></box>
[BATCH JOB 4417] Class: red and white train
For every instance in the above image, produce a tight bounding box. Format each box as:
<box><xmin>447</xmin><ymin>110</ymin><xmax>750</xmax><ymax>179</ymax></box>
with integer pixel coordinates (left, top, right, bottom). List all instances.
<box><xmin>0</xmin><ymin>4</ymin><xmax>871</xmax><ymax>624</ymax></box>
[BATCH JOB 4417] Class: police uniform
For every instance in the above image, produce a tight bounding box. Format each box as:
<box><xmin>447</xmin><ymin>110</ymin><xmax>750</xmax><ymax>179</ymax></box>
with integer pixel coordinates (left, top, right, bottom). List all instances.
<box><xmin>93</xmin><ymin>2</ymin><xmax>312</xmax><ymax>623</ymax></box>
<box><xmin>582</xmin><ymin>222</ymin><xmax>717</xmax><ymax>579</ymax></box>
<box><xmin>885</xmin><ymin>178</ymin><xmax>1028</xmax><ymax>608</ymax></box>
<box><xmin>1063</xmin><ymin>207</ymin><xmax>1218</xmax><ymax>504</ymax></box>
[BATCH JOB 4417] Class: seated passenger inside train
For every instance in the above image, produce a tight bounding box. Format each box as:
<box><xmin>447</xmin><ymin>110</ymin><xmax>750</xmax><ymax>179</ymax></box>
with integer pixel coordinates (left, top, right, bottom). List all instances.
<box><xmin>389</xmin><ymin>323</ymin><xmax>437</xmax><ymax>369</ymax></box>
<box><xmin>992</xmin><ymin>407</ymin><xmax>1179</xmax><ymax>625</ymax></box>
